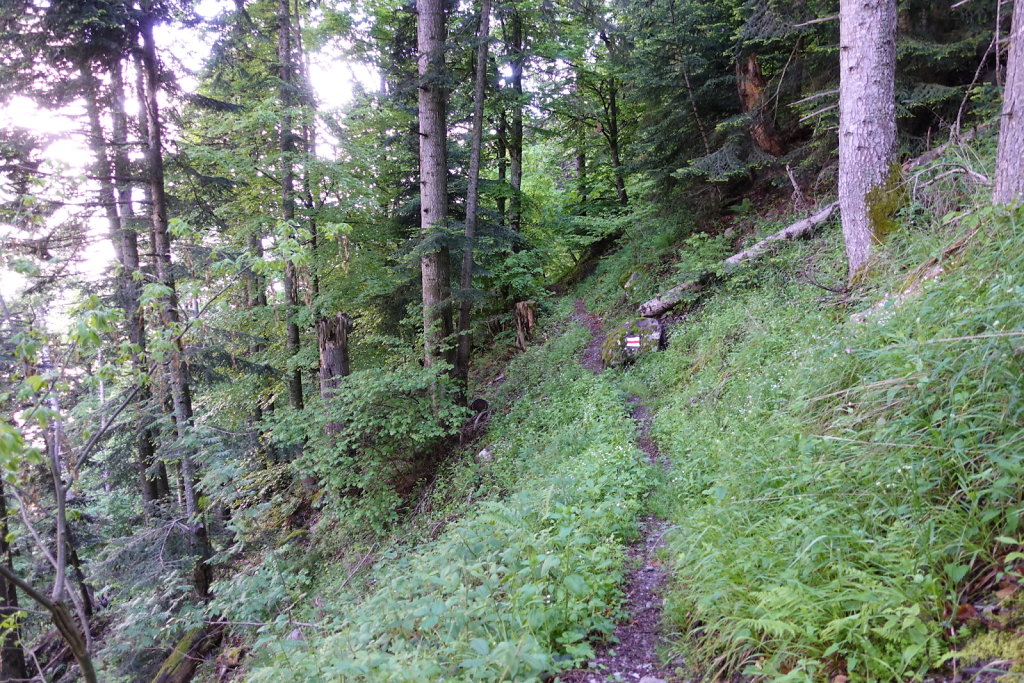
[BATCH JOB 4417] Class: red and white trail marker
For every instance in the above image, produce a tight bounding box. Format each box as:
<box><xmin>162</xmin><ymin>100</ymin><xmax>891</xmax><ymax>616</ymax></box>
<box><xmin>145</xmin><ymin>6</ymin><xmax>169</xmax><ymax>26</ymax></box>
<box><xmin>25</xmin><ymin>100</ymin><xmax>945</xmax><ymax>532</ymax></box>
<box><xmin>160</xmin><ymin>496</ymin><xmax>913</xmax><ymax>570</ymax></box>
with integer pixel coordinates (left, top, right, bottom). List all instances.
<box><xmin>625</xmin><ymin>336</ymin><xmax>641</xmax><ymax>349</ymax></box>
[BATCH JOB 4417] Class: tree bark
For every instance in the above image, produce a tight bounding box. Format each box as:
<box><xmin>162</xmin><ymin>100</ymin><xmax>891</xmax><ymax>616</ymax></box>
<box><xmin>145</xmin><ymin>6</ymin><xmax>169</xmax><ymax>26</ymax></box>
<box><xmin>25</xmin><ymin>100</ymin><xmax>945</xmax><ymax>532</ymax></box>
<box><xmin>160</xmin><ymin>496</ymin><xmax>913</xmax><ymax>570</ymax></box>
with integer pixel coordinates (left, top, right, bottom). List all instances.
<box><xmin>110</xmin><ymin>59</ymin><xmax>167</xmax><ymax>505</ymax></box>
<box><xmin>496</xmin><ymin>109</ymin><xmax>508</xmax><ymax>219</ymax></box>
<box><xmin>279</xmin><ymin>0</ymin><xmax>305</xmax><ymax>412</ymax></box>
<box><xmin>140</xmin><ymin>15</ymin><xmax>212</xmax><ymax>599</ymax></box>
<box><xmin>995</xmin><ymin>0</ymin><xmax>1024</xmax><ymax>205</ymax></box>
<box><xmin>455</xmin><ymin>0</ymin><xmax>491</xmax><ymax>397</ymax></box>
<box><xmin>604</xmin><ymin>80</ymin><xmax>627</xmax><ymax>206</ymax></box>
<box><xmin>736</xmin><ymin>52</ymin><xmax>786</xmax><ymax>157</ymax></box>
<box><xmin>317</xmin><ymin>313</ymin><xmax>352</xmax><ymax>396</ymax></box>
<box><xmin>0</xmin><ymin>478</ymin><xmax>27</xmax><ymax>681</ymax></box>
<box><xmin>838</xmin><ymin>0</ymin><xmax>898</xmax><ymax>279</ymax></box>
<box><xmin>514</xmin><ymin>300</ymin><xmax>536</xmax><ymax>350</ymax></box>
<box><xmin>508</xmin><ymin>11</ymin><xmax>524</xmax><ymax>232</ymax></box>
<box><xmin>418</xmin><ymin>0</ymin><xmax>455</xmax><ymax>370</ymax></box>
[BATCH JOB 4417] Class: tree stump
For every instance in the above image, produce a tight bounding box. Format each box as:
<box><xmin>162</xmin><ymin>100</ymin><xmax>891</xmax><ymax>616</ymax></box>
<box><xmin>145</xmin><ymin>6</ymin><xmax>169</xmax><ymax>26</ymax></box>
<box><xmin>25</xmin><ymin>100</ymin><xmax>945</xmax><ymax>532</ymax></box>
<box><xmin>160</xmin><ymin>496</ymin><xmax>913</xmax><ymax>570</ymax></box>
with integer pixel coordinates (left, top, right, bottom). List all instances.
<box><xmin>514</xmin><ymin>301</ymin><xmax>536</xmax><ymax>350</ymax></box>
<box><xmin>316</xmin><ymin>312</ymin><xmax>352</xmax><ymax>435</ymax></box>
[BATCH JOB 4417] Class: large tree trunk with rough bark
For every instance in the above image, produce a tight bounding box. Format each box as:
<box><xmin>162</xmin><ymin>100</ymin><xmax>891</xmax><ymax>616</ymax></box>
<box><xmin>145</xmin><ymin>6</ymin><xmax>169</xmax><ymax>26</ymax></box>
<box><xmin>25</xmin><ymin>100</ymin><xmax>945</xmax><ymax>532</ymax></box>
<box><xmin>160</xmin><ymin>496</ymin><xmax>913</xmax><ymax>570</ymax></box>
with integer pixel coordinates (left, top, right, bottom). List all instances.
<box><xmin>995</xmin><ymin>0</ymin><xmax>1024</xmax><ymax>205</ymax></box>
<box><xmin>140</xmin><ymin>15</ymin><xmax>212</xmax><ymax>599</ymax></box>
<box><xmin>514</xmin><ymin>300</ymin><xmax>536</xmax><ymax>350</ymax></box>
<box><xmin>838</xmin><ymin>0</ymin><xmax>898</xmax><ymax>279</ymax></box>
<box><xmin>317</xmin><ymin>313</ymin><xmax>352</xmax><ymax>395</ymax></box>
<box><xmin>455</xmin><ymin>0</ymin><xmax>491</xmax><ymax>397</ymax></box>
<box><xmin>418</xmin><ymin>0</ymin><xmax>455</xmax><ymax>370</ymax></box>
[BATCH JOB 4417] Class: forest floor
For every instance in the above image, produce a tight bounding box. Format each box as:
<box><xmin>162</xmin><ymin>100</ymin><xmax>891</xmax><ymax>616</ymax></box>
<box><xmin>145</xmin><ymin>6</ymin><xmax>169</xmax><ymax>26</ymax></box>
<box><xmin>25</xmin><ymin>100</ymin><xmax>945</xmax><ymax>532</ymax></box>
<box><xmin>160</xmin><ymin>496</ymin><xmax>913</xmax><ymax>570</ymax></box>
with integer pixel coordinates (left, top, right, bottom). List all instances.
<box><xmin>562</xmin><ymin>301</ymin><xmax>679</xmax><ymax>683</ymax></box>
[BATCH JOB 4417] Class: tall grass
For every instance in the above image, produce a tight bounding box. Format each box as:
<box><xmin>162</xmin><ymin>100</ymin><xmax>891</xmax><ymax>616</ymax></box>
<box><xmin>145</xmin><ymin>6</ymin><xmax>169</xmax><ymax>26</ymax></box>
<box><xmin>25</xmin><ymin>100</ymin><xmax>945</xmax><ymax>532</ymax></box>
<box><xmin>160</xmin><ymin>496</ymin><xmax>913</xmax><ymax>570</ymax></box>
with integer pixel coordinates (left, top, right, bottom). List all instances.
<box><xmin>628</xmin><ymin>185</ymin><xmax>1024</xmax><ymax>679</ymax></box>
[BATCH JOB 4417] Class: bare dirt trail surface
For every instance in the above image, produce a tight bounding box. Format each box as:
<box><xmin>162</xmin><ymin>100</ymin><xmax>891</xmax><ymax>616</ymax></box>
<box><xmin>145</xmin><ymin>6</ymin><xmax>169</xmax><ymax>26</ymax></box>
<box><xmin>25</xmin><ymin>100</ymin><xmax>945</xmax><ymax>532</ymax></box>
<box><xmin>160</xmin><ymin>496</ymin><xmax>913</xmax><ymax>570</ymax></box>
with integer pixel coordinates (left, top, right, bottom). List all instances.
<box><xmin>562</xmin><ymin>301</ymin><xmax>679</xmax><ymax>683</ymax></box>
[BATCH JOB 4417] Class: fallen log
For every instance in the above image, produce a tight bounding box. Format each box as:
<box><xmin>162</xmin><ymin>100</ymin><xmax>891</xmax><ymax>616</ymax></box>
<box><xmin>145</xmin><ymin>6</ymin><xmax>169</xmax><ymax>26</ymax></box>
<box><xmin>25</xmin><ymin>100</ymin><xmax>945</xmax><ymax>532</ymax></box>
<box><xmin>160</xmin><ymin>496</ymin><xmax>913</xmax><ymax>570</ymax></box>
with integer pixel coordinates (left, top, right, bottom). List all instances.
<box><xmin>151</xmin><ymin>623</ymin><xmax>225</xmax><ymax>683</ymax></box>
<box><xmin>637</xmin><ymin>275</ymin><xmax>711</xmax><ymax>318</ymax></box>
<box><xmin>723</xmin><ymin>201</ymin><xmax>838</xmax><ymax>267</ymax></box>
<box><xmin>638</xmin><ymin>202</ymin><xmax>838</xmax><ymax>318</ymax></box>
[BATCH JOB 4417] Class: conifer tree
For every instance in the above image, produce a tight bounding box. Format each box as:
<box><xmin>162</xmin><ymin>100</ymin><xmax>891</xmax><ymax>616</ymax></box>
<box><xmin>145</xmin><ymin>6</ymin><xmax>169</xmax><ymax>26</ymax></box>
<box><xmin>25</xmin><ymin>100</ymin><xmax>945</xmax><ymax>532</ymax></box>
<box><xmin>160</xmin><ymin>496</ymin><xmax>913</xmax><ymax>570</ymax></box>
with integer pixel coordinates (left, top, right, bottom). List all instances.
<box><xmin>417</xmin><ymin>0</ymin><xmax>455</xmax><ymax>371</ymax></box>
<box><xmin>838</xmin><ymin>0</ymin><xmax>898</xmax><ymax>278</ymax></box>
<box><xmin>995</xmin><ymin>0</ymin><xmax>1024</xmax><ymax>205</ymax></box>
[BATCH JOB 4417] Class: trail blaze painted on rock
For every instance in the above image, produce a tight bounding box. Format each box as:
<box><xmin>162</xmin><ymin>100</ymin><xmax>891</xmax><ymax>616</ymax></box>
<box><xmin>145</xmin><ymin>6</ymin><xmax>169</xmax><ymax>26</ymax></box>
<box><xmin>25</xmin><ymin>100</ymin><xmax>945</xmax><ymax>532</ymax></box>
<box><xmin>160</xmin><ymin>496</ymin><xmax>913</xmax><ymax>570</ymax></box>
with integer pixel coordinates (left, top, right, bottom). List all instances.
<box><xmin>626</xmin><ymin>336</ymin><xmax>641</xmax><ymax>348</ymax></box>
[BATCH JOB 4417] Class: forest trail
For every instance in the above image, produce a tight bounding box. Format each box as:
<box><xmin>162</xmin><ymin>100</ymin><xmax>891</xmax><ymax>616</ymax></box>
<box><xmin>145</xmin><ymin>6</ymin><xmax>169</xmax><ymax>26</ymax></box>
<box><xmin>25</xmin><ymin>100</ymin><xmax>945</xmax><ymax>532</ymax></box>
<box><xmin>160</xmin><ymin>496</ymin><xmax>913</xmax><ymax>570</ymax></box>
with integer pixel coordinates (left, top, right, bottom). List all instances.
<box><xmin>563</xmin><ymin>301</ymin><xmax>678</xmax><ymax>683</ymax></box>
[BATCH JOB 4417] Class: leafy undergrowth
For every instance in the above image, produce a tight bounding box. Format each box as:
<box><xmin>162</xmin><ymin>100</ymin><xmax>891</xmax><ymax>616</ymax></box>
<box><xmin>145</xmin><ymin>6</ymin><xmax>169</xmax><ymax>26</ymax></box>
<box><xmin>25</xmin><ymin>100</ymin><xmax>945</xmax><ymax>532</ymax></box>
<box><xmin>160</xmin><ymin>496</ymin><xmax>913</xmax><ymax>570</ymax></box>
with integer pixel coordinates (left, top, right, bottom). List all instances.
<box><xmin>622</xmin><ymin>193</ymin><xmax>1024</xmax><ymax>680</ymax></box>
<box><xmin>241</xmin><ymin>323</ymin><xmax>652</xmax><ymax>681</ymax></box>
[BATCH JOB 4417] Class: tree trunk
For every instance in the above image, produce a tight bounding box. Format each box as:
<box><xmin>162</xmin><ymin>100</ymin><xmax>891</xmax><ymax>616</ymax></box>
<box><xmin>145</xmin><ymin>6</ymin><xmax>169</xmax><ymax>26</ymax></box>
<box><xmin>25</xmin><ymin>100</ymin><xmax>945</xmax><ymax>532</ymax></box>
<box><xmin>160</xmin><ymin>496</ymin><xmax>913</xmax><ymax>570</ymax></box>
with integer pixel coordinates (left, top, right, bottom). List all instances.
<box><xmin>604</xmin><ymin>81</ymin><xmax>628</xmax><ymax>206</ymax></box>
<box><xmin>576</xmin><ymin>148</ymin><xmax>587</xmax><ymax>209</ymax></box>
<box><xmin>140</xmin><ymin>15</ymin><xmax>212</xmax><ymax>599</ymax></box>
<box><xmin>279</xmin><ymin>0</ymin><xmax>305</xmax><ymax>412</ymax></box>
<box><xmin>316</xmin><ymin>312</ymin><xmax>351</xmax><ymax>436</ymax></box>
<box><xmin>514</xmin><ymin>300</ymin><xmax>536</xmax><ymax>350</ymax></box>
<box><xmin>317</xmin><ymin>313</ymin><xmax>352</xmax><ymax>396</ymax></box>
<box><xmin>455</xmin><ymin>0</ymin><xmax>491</xmax><ymax>397</ymax></box>
<box><xmin>838</xmin><ymin>0</ymin><xmax>898</xmax><ymax>279</ymax></box>
<box><xmin>508</xmin><ymin>11</ymin><xmax>524</xmax><ymax>232</ymax></box>
<box><xmin>110</xmin><ymin>59</ymin><xmax>167</xmax><ymax>505</ymax></box>
<box><xmin>496</xmin><ymin>109</ymin><xmax>508</xmax><ymax>219</ymax></box>
<box><xmin>637</xmin><ymin>202</ymin><xmax>838</xmax><ymax>317</ymax></box>
<box><xmin>0</xmin><ymin>477</ymin><xmax>27</xmax><ymax>682</ymax></box>
<box><xmin>418</xmin><ymin>0</ymin><xmax>455</xmax><ymax>371</ymax></box>
<box><xmin>736</xmin><ymin>52</ymin><xmax>786</xmax><ymax>157</ymax></box>
<box><xmin>995</xmin><ymin>0</ymin><xmax>1024</xmax><ymax>205</ymax></box>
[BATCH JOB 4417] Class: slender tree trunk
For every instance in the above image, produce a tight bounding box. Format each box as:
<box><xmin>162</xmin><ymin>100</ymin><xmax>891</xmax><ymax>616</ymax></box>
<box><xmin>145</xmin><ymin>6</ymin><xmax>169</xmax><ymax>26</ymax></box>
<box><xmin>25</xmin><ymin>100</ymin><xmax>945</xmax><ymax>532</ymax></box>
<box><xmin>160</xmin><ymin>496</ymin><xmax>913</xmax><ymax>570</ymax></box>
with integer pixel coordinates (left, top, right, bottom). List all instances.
<box><xmin>279</xmin><ymin>0</ymin><xmax>305</xmax><ymax>412</ymax></box>
<box><xmin>995</xmin><ymin>0</ymin><xmax>1024</xmax><ymax>205</ymax></box>
<box><xmin>110</xmin><ymin>59</ymin><xmax>167</xmax><ymax>505</ymax></box>
<box><xmin>133</xmin><ymin>59</ymin><xmax>173</xmax><ymax>503</ymax></box>
<box><xmin>82</xmin><ymin>62</ymin><xmax>159</xmax><ymax>505</ymax></box>
<box><xmin>508</xmin><ymin>11</ymin><xmax>524</xmax><ymax>232</ymax></box>
<box><xmin>418</xmin><ymin>0</ymin><xmax>455</xmax><ymax>371</ymax></box>
<box><xmin>454</xmin><ymin>0</ymin><xmax>491</xmax><ymax>397</ymax></box>
<box><xmin>140</xmin><ymin>15</ymin><xmax>212</xmax><ymax>599</ymax></box>
<box><xmin>605</xmin><ymin>81</ymin><xmax>628</xmax><ymax>206</ymax></box>
<box><xmin>0</xmin><ymin>477</ymin><xmax>27</xmax><ymax>681</ymax></box>
<box><xmin>838</xmin><ymin>0</ymin><xmax>898</xmax><ymax>279</ymax></box>
<box><xmin>576</xmin><ymin>149</ymin><xmax>587</xmax><ymax>207</ymax></box>
<box><xmin>496</xmin><ymin>110</ymin><xmax>508</xmax><ymax>219</ymax></box>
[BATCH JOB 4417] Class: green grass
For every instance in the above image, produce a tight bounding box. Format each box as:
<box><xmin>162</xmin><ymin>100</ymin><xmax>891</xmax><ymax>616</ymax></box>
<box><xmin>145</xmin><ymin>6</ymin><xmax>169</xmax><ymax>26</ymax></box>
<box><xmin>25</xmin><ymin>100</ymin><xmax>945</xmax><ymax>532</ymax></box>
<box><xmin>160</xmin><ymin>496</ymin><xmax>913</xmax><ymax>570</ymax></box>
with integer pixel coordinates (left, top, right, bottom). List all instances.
<box><xmin>241</xmin><ymin>323</ymin><xmax>653</xmax><ymax>681</ymax></box>
<box><xmin>621</xmin><ymin>189</ymin><xmax>1024</xmax><ymax>680</ymax></box>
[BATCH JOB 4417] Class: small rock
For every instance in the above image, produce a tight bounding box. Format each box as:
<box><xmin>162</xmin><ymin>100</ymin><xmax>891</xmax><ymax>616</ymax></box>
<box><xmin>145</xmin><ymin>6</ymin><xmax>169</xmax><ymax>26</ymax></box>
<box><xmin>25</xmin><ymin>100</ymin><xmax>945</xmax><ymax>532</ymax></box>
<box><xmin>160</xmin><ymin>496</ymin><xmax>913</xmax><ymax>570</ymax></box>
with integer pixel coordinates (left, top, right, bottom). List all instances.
<box><xmin>639</xmin><ymin>677</ymin><xmax>666</xmax><ymax>683</ymax></box>
<box><xmin>600</xmin><ymin>318</ymin><xmax>665</xmax><ymax>368</ymax></box>
<box><xmin>475</xmin><ymin>447</ymin><xmax>492</xmax><ymax>463</ymax></box>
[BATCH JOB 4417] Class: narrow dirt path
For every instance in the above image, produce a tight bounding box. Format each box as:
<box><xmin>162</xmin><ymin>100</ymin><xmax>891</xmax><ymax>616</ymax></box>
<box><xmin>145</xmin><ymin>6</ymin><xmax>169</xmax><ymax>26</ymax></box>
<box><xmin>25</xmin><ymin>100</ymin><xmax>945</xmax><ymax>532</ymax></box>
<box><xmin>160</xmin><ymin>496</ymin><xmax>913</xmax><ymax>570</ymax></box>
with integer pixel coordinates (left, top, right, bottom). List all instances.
<box><xmin>563</xmin><ymin>301</ymin><xmax>677</xmax><ymax>683</ymax></box>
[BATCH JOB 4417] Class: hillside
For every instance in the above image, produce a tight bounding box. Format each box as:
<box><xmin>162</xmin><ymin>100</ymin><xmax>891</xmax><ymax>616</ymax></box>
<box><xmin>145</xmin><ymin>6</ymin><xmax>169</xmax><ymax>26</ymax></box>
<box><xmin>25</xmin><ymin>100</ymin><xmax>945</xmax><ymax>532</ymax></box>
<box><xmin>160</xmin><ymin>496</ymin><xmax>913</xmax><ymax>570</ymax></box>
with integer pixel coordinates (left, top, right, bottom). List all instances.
<box><xmin>214</xmin><ymin>135</ymin><xmax>1024</xmax><ymax>682</ymax></box>
<box><xmin>1</xmin><ymin>1</ymin><xmax>1023</xmax><ymax>681</ymax></box>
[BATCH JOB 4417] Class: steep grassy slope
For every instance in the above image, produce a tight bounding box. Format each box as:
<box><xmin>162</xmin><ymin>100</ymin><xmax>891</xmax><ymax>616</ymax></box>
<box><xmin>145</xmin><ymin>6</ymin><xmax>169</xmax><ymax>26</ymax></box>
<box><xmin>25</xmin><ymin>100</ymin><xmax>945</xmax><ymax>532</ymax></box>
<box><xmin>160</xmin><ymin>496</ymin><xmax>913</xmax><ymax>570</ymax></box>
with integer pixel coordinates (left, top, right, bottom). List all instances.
<box><xmin>201</xmin><ymin>141</ymin><xmax>1022</xmax><ymax>683</ymax></box>
<box><xmin>240</xmin><ymin>320</ymin><xmax>653</xmax><ymax>681</ymax></box>
<box><xmin>614</xmin><ymin>179</ymin><xmax>1024</xmax><ymax>678</ymax></box>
